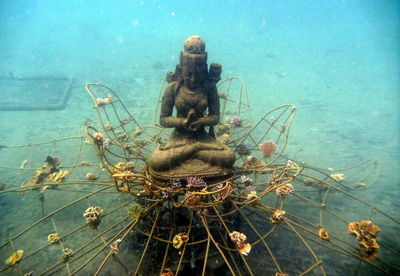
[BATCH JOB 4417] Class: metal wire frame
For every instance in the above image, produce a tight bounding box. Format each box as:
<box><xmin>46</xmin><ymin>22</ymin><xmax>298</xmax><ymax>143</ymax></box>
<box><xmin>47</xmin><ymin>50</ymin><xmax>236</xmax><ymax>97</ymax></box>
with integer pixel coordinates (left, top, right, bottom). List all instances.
<box><xmin>0</xmin><ymin>78</ymin><xmax>399</xmax><ymax>275</ymax></box>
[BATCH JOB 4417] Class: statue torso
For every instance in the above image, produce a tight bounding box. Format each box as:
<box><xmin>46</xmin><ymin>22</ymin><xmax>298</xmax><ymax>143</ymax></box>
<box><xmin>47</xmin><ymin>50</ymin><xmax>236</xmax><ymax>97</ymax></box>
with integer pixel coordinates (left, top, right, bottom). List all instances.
<box><xmin>175</xmin><ymin>86</ymin><xmax>208</xmax><ymax>118</ymax></box>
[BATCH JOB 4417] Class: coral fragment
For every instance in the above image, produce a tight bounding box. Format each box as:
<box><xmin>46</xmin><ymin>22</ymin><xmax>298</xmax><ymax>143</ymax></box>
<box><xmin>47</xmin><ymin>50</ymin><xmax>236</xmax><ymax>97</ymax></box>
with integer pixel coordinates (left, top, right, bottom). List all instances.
<box><xmin>330</xmin><ymin>173</ymin><xmax>345</xmax><ymax>181</ymax></box>
<box><xmin>48</xmin><ymin>233</ymin><xmax>61</xmax><ymax>244</ymax></box>
<box><xmin>270</xmin><ymin>210</ymin><xmax>286</xmax><ymax>224</ymax></box>
<box><xmin>173</xmin><ymin>233</ymin><xmax>189</xmax><ymax>249</ymax></box>
<box><xmin>83</xmin><ymin>206</ymin><xmax>103</xmax><ymax>226</ymax></box>
<box><xmin>230</xmin><ymin>117</ymin><xmax>243</xmax><ymax>127</ymax></box>
<box><xmin>5</xmin><ymin>250</ymin><xmax>24</xmax><ymax>265</ymax></box>
<box><xmin>93</xmin><ymin>132</ymin><xmax>104</xmax><ymax>145</ymax></box>
<box><xmin>62</xmin><ymin>248</ymin><xmax>73</xmax><ymax>263</ymax></box>
<box><xmin>275</xmin><ymin>183</ymin><xmax>294</xmax><ymax>197</ymax></box>
<box><xmin>47</xmin><ymin>170</ymin><xmax>69</xmax><ymax>182</ymax></box>
<box><xmin>186</xmin><ymin>176</ymin><xmax>207</xmax><ymax>189</ymax></box>
<box><xmin>110</xmin><ymin>239</ymin><xmax>122</xmax><ymax>253</ymax></box>
<box><xmin>318</xmin><ymin>228</ymin><xmax>329</xmax><ymax>240</ymax></box>
<box><xmin>229</xmin><ymin>231</ymin><xmax>251</xmax><ymax>256</ymax></box>
<box><xmin>96</xmin><ymin>95</ymin><xmax>112</xmax><ymax>107</ymax></box>
<box><xmin>259</xmin><ymin>140</ymin><xmax>278</xmax><ymax>157</ymax></box>
<box><xmin>348</xmin><ymin>220</ymin><xmax>380</xmax><ymax>259</ymax></box>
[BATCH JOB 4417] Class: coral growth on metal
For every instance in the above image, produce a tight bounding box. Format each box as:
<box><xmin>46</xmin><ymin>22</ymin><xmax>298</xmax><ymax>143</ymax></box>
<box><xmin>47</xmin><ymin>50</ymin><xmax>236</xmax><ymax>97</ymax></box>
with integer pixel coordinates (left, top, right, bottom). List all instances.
<box><xmin>0</xmin><ymin>78</ymin><xmax>398</xmax><ymax>275</ymax></box>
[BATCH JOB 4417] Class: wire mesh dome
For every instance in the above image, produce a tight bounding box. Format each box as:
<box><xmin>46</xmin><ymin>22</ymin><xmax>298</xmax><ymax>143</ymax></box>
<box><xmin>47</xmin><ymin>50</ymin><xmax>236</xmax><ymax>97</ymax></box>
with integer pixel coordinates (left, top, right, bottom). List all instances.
<box><xmin>0</xmin><ymin>77</ymin><xmax>398</xmax><ymax>276</ymax></box>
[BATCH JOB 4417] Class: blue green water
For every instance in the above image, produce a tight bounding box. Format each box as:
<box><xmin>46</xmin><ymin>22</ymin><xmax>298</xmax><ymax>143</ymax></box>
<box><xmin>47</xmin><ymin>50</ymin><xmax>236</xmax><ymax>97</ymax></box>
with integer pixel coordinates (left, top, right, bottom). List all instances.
<box><xmin>0</xmin><ymin>0</ymin><xmax>399</xmax><ymax>274</ymax></box>
<box><xmin>1</xmin><ymin>0</ymin><xmax>398</xmax><ymax>204</ymax></box>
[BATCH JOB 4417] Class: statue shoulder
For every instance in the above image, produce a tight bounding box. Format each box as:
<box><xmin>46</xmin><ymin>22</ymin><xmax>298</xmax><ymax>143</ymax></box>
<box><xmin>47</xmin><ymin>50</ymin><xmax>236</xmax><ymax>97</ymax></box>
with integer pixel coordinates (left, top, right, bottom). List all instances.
<box><xmin>163</xmin><ymin>81</ymin><xmax>181</xmax><ymax>100</ymax></box>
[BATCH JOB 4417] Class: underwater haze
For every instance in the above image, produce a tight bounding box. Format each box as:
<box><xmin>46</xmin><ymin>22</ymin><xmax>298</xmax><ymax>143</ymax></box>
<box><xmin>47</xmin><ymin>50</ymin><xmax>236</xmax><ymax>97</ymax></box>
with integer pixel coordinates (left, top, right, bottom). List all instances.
<box><xmin>0</xmin><ymin>0</ymin><xmax>399</xmax><ymax>275</ymax></box>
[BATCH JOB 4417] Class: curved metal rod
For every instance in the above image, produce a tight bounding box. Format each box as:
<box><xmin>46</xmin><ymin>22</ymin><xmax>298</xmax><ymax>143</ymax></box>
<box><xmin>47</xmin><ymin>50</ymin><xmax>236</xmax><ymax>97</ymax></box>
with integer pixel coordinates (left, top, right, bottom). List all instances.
<box><xmin>201</xmin><ymin>216</ymin><xmax>236</xmax><ymax>275</ymax></box>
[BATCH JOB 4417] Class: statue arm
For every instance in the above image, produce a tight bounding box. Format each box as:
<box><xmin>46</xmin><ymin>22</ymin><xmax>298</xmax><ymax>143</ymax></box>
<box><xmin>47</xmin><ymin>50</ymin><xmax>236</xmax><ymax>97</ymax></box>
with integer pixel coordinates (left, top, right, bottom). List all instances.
<box><xmin>160</xmin><ymin>83</ymin><xmax>184</xmax><ymax>128</ymax></box>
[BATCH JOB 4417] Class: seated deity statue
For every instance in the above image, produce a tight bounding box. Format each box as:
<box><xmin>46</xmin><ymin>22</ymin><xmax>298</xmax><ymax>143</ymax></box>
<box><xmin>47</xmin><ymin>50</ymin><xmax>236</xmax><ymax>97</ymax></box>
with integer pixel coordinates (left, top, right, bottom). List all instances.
<box><xmin>149</xmin><ymin>36</ymin><xmax>235</xmax><ymax>179</ymax></box>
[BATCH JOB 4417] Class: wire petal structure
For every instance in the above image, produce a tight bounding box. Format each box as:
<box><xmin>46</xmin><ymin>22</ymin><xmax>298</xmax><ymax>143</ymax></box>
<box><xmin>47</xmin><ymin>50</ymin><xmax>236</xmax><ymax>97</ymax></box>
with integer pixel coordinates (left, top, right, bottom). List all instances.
<box><xmin>0</xmin><ymin>77</ymin><xmax>398</xmax><ymax>276</ymax></box>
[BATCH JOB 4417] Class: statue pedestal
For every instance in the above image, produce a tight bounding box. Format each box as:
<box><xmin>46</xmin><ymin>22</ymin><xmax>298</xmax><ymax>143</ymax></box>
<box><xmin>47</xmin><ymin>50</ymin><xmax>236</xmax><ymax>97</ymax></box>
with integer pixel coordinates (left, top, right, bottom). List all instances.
<box><xmin>148</xmin><ymin>158</ymin><xmax>233</xmax><ymax>184</ymax></box>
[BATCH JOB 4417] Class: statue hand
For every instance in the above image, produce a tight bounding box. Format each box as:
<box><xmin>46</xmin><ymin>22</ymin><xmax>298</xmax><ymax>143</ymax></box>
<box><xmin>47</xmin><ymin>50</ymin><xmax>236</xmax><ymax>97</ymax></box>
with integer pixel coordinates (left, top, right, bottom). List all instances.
<box><xmin>182</xmin><ymin>109</ymin><xmax>199</xmax><ymax>131</ymax></box>
<box><xmin>181</xmin><ymin>118</ymin><xmax>198</xmax><ymax>132</ymax></box>
<box><xmin>188</xmin><ymin>118</ymin><xmax>204</xmax><ymax>131</ymax></box>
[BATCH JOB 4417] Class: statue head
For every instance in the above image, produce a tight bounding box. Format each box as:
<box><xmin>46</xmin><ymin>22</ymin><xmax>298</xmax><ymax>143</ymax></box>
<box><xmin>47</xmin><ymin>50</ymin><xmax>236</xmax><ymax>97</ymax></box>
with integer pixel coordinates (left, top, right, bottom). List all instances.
<box><xmin>180</xmin><ymin>36</ymin><xmax>208</xmax><ymax>89</ymax></box>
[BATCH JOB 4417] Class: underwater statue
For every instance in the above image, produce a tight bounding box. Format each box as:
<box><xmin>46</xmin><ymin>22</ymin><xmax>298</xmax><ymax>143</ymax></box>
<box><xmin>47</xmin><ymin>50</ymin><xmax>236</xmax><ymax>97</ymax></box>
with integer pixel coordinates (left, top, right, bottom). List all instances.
<box><xmin>149</xmin><ymin>36</ymin><xmax>235</xmax><ymax>180</ymax></box>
